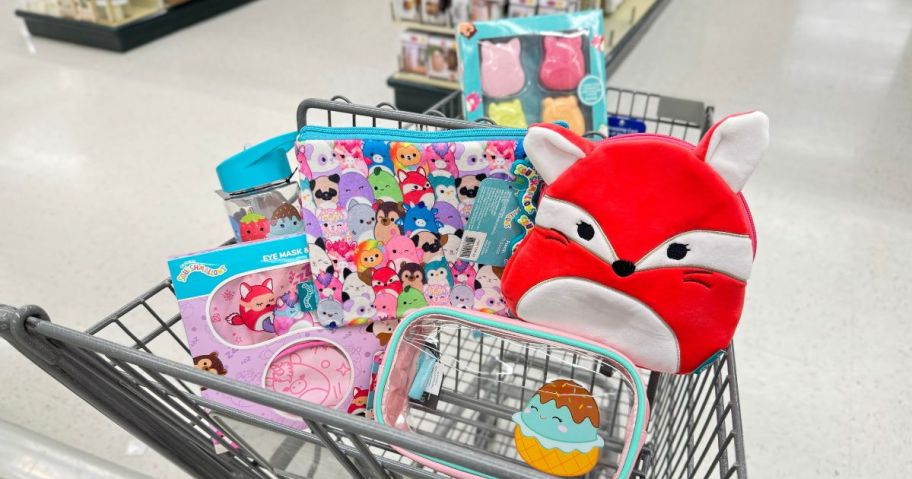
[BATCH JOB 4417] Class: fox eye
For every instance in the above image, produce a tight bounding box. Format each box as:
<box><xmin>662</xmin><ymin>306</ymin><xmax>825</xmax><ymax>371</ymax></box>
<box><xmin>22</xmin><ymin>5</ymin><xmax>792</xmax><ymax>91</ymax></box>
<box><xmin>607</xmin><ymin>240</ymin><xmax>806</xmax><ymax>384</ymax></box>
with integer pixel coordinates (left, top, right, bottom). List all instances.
<box><xmin>576</xmin><ymin>221</ymin><xmax>595</xmax><ymax>241</ymax></box>
<box><xmin>667</xmin><ymin>243</ymin><xmax>689</xmax><ymax>260</ymax></box>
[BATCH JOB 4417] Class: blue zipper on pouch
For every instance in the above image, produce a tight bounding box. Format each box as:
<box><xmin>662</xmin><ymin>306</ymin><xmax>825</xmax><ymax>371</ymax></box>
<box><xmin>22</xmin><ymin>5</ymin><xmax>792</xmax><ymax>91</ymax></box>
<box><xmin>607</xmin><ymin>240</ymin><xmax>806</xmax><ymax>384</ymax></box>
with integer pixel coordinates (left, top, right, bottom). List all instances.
<box><xmin>297</xmin><ymin>125</ymin><xmax>527</xmax><ymax>142</ymax></box>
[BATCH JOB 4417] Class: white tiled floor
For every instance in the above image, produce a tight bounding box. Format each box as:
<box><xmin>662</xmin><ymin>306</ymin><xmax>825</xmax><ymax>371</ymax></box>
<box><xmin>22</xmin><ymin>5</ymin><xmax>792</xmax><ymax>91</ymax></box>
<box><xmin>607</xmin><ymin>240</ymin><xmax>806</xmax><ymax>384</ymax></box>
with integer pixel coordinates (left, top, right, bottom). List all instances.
<box><xmin>1</xmin><ymin>0</ymin><xmax>910</xmax><ymax>477</ymax></box>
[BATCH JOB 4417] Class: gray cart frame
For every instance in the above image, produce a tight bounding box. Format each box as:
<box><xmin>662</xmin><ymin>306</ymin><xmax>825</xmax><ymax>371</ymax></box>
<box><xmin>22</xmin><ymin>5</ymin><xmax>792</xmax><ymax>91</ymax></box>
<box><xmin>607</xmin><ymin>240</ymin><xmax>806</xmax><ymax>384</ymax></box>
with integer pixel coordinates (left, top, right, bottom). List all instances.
<box><xmin>0</xmin><ymin>88</ymin><xmax>746</xmax><ymax>479</ymax></box>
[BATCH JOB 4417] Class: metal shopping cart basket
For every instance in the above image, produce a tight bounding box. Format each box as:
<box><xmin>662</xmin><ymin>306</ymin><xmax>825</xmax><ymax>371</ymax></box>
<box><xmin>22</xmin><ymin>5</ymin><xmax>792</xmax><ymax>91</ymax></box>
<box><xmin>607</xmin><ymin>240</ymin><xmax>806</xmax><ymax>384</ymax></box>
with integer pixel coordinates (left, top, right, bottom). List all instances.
<box><xmin>0</xmin><ymin>87</ymin><xmax>746</xmax><ymax>479</ymax></box>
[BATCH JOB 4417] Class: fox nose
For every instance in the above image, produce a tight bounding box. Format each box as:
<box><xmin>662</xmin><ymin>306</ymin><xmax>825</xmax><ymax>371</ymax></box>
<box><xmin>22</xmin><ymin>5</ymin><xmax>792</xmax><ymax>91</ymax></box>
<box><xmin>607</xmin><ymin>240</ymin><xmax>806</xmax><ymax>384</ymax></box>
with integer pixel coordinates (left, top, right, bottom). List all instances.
<box><xmin>612</xmin><ymin>260</ymin><xmax>636</xmax><ymax>277</ymax></box>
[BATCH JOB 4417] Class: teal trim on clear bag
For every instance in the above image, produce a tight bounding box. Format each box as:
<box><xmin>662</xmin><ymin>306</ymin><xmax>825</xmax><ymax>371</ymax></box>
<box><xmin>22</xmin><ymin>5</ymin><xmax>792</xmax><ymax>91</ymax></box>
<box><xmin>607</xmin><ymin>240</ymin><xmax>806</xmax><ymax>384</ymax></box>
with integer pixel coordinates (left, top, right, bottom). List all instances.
<box><xmin>297</xmin><ymin>125</ymin><xmax>527</xmax><ymax>143</ymax></box>
<box><xmin>373</xmin><ymin>307</ymin><xmax>647</xmax><ymax>479</ymax></box>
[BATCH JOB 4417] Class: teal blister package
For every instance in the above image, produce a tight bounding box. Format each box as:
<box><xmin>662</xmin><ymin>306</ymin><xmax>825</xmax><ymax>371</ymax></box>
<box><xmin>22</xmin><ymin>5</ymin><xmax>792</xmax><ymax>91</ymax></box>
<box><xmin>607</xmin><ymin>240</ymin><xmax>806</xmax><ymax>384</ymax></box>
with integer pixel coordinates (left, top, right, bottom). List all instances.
<box><xmin>457</xmin><ymin>11</ymin><xmax>607</xmax><ymax>135</ymax></box>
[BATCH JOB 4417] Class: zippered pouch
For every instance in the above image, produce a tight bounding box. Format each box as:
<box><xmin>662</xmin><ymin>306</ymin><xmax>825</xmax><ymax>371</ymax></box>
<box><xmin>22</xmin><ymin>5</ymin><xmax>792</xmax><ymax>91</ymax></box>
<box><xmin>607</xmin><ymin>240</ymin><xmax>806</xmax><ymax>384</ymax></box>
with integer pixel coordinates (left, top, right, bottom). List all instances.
<box><xmin>293</xmin><ymin>126</ymin><xmax>528</xmax><ymax>328</ymax></box>
<box><xmin>374</xmin><ymin>307</ymin><xmax>649</xmax><ymax>478</ymax></box>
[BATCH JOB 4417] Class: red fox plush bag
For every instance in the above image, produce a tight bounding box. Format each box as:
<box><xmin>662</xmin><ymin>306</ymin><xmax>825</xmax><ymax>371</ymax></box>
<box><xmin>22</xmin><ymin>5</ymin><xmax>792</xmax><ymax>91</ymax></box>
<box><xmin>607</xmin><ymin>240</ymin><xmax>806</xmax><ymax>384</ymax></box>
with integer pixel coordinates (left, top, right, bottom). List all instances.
<box><xmin>501</xmin><ymin>112</ymin><xmax>769</xmax><ymax>373</ymax></box>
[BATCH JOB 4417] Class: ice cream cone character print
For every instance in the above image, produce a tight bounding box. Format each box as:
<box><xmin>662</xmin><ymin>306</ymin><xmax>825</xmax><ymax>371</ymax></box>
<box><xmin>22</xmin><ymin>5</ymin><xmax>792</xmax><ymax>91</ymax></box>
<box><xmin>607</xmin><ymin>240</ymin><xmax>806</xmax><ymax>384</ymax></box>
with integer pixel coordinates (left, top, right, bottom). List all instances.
<box><xmin>512</xmin><ymin>379</ymin><xmax>604</xmax><ymax>477</ymax></box>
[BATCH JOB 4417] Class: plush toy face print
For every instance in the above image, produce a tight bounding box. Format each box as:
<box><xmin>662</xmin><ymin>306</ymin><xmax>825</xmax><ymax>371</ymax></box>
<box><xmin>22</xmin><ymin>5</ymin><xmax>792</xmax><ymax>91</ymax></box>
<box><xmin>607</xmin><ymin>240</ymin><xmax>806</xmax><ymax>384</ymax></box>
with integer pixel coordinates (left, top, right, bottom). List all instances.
<box><xmin>308</xmin><ymin>239</ymin><xmax>334</xmax><ymax>273</ymax></box>
<box><xmin>343</xmin><ymin>295</ymin><xmax>376</xmax><ymax>325</ymax></box>
<box><xmin>456</xmin><ymin>142</ymin><xmax>488</xmax><ymax>177</ymax></box>
<box><xmin>401</xmin><ymin>202</ymin><xmax>441</xmax><ymax>236</ymax></box>
<box><xmin>474</xmin><ymin>287</ymin><xmax>505</xmax><ymax>314</ymax></box>
<box><xmin>412</xmin><ymin>231</ymin><xmax>443</xmax><ymax>263</ymax></box>
<box><xmin>488</xmin><ymin>99</ymin><xmax>528</xmax><ymax>129</ymax></box>
<box><xmin>392</xmin><ymin>143</ymin><xmax>423</xmax><ymax>172</ymax></box>
<box><xmin>456</xmin><ymin>174</ymin><xmax>486</xmax><ymax>204</ymax></box>
<box><xmin>398</xmin><ymin>167</ymin><xmax>435</xmax><ymax>208</ymax></box>
<box><xmin>227</xmin><ymin>279</ymin><xmax>277</xmax><ymax>332</ymax></box>
<box><xmin>385</xmin><ymin>235</ymin><xmax>422</xmax><ymax>269</ymax></box>
<box><xmin>270</xmin><ymin>203</ymin><xmax>303</xmax><ymax>236</ymax></box>
<box><xmin>311</xmin><ymin>174</ymin><xmax>341</xmax><ymax>208</ymax></box>
<box><xmin>430</xmin><ymin>174</ymin><xmax>458</xmax><ymax>206</ymax></box>
<box><xmin>423</xmin><ymin>143</ymin><xmax>460</xmax><ymax>177</ymax></box>
<box><xmin>442</xmin><ymin>233</ymin><xmax>462</xmax><ymax>262</ymax></box>
<box><xmin>424</xmin><ymin>283</ymin><xmax>449</xmax><ymax>305</ymax></box>
<box><xmin>317</xmin><ymin>207</ymin><xmax>348</xmax><ymax>241</ymax></box>
<box><xmin>363</xmin><ymin>140</ymin><xmax>394</xmax><ymax>173</ymax></box>
<box><xmin>398</xmin><ymin>262</ymin><xmax>425</xmax><ymax>290</ymax></box>
<box><xmin>355</xmin><ymin>241</ymin><xmax>385</xmax><ymax>272</ymax></box>
<box><xmin>239</xmin><ymin>212</ymin><xmax>270</xmax><ymax>242</ymax></box>
<box><xmin>373</xmin><ymin>201</ymin><xmax>404</xmax><ymax>244</ymax></box>
<box><xmin>371</xmin><ymin>262</ymin><xmax>402</xmax><ymax>295</ymax></box>
<box><xmin>373</xmin><ymin>293</ymin><xmax>398</xmax><ymax>321</ymax></box>
<box><xmin>304</xmin><ymin>141</ymin><xmax>340</xmax><ymax>177</ymax></box>
<box><xmin>315</xmin><ymin>271</ymin><xmax>343</xmax><ymax>302</ymax></box>
<box><xmin>538</xmin><ymin>35</ymin><xmax>586</xmax><ymax>91</ymax></box>
<box><xmin>502</xmin><ymin>116</ymin><xmax>768</xmax><ymax>373</ymax></box>
<box><xmin>342</xmin><ymin>273</ymin><xmax>375</xmax><ymax>303</ymax></box>
<box><xmin>339</xmin><ymin>172</ymin><xmax>375</xmax><ymax>206</ymax></box>
<box><xmin>424</xmin><ymin>259</ymin><xmax>452</xmax><ymax>287</ymax></box>
<box><xmin>542</xmin><ymin>96</ymin><xmax>586</xmax><ymax>136</ymax></box>
<box><xmin>334</xmin><ymin>140</ymin><xmax>367</xmax><ymax>175</ymax></box>
<box><xmin>485</xmin><ymin>141</ymin><xmax>516</xmax><ymax>178</ymax></box>
<box><xmin>347</xmin><ymin>201</ymin><xmax>376</xmax><ymax>239</ymax></box>
<box><xmin>397</xmin><ymin>285</ymin><xmax>429</xmax><ymax>316</ymax></box>
<box><xmin>193</xmin><ymin>352</ymin><xmax>227</xmax><ymax>375</ymax></box>
<box><xmin>451</xmin><ymin>260</ymin><xmax>477</xmax><ymax>286</ymax></box>
<box><xmin>316</xmin><ymin>299</ymin><xmax>344</xmax><ymax>328</ymax></box>
<box><xmin>480</xmin><ymin>38</ymin><xmax>525</xmax><ymax>98</ymax></box>
<box><xmin>432</xmin><ymin>201</ymin><xmax>462</xmax><ymax>235</ymax></box>
<box><xmin>449</xmin><ymin>284</ymin><xmax>474</xmax><ymax>309</ymax></box>
<box><xmin>475</xmin><ymin>265</ymin><xmax>503</xmax><ymax>290</ymax></box>
<box><xmin>368</xmin><ymin>168</ymin><xmax>404</xmax><ymax>202</ymax></box>
<box><xmin>325</xmin><ymin>239</ymin><xmax>355</xmax><ymax>273</ymax></box>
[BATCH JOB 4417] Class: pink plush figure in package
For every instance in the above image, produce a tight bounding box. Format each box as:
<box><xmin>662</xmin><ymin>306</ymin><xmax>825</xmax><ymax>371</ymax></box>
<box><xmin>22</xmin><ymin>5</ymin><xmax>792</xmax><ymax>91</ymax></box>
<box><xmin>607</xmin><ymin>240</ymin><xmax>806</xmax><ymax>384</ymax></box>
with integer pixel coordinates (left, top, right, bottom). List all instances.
<box><xmin>168</xmin><ymin>234</ymin><xmax>385</xmax><ymax>428</ymax></box>
<box><xmin>480</xmin><ymin>38</ymin><xmax>525</xmax><ymax>98</ymax></box>
<box><xmin>539</xmin><ymin>35</ymin><xmax>586</xmax><ymax>91</ymax></box>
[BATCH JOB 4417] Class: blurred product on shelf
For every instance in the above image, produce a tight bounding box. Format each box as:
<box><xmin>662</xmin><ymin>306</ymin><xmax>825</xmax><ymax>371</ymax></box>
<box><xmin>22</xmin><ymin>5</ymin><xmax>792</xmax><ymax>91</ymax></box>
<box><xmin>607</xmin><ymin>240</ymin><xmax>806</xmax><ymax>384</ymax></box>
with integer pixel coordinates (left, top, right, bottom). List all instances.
<box><xmin>428</xmin><ymin>35</ymin><xmax>459</xmax><ymax>81</ymax></box>
<box><xmin>421</xmin><ymin>0</ymin><xmax>449</xmax><ymax>25</ymax></box>
<box><xmin>18</xmin><ymin>0</ymin><xmax>165</xmax><ymax>26</ymax></box>
<box><xmin>507</xmin><ymin>0</ymin><xmax>537</xmax><ymax>18</ymax></box>
<box><xmin>400</xmin><ymin>31</ymin><xmax>430</xmax><ymax>75</ymax></box>
<box><xmin>392</xmin><ymin>0</ymin><xmax>421</xmax><ymax>21</ymax></box>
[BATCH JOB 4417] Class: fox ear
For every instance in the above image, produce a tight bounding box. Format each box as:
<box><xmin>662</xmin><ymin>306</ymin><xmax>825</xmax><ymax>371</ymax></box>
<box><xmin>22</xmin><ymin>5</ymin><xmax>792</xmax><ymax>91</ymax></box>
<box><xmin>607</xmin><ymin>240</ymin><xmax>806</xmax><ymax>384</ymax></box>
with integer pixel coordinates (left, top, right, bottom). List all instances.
<box><xmin>696</xmin><ymin>111</ymin><xmax>769</xmax><ymax>192</ymax></box>
<box><xmin>239</xmin><ymin>282</ymin><xmax>251</xmax><ymax>297</ymax></box>
<box><xmin>262</xmin><ymin>278</ymin><xmax>274</xmax><ymax>291</ymax></box>
<box><xmin>523</xmin><ymin>124</ymin><xmax>590</xmax><ymax>184</ymax></box>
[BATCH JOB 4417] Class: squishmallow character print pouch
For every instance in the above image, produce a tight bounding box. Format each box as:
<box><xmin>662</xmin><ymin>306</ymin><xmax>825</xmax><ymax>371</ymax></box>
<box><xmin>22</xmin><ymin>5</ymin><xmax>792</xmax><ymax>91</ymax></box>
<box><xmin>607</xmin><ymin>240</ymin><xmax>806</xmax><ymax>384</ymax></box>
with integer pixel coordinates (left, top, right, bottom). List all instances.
<box><xmin>296</xmin><ymin>126</ymin><xmax>528</xmax><ymax>328</ymax></box>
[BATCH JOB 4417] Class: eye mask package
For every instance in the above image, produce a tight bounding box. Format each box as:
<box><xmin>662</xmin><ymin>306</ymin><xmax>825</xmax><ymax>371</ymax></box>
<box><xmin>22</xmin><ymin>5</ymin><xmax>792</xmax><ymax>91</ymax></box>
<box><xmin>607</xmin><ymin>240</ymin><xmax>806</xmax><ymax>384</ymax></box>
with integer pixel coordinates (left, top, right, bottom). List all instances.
<box><xmin>168</xmin><ymin>234</ymin><xmax>385</xmax><ymax>428</ymax></box>
<box><xmin>373</xmin><ymin>307</ymin><xmax>648</xmax><ymax>478</ymax></box>
<box><xmin>457</xmin><ymin>10</ymin><xmax>606</xmax><ymax>135</ymax></box>
<box><xmin>295</xmin><ymin>126</ymin><xmax>531</xmax><ymax>329</ymax></box>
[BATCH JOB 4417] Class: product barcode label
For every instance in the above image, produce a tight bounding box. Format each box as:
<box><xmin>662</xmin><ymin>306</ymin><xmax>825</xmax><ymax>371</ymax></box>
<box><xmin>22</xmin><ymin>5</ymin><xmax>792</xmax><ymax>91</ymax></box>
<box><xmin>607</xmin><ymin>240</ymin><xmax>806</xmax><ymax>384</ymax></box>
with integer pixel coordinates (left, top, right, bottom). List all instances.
<box><xmin>458</xmin><ymin>231</ymin><xmax>486</xmax><ymax>262</ymax></box>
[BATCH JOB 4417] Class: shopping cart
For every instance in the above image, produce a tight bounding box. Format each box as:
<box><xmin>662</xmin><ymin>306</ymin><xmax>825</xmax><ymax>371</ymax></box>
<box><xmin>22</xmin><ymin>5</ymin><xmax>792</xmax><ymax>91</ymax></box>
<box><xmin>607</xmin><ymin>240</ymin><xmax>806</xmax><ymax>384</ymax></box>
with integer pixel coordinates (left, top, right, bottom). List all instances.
<box><xmin>0</xmin><ymin>88</ymin><xmax>746</xmax><ymax>479</ymax></box>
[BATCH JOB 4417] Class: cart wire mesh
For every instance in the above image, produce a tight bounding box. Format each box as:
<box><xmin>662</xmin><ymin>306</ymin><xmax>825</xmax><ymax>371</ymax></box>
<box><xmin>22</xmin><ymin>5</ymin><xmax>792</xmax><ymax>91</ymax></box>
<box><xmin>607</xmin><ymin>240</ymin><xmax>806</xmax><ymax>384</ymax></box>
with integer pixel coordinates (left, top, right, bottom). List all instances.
<box><xmin>0</xmin><ymin>88</ymin><xmax>745</xmax><ymax>479</ymax></box>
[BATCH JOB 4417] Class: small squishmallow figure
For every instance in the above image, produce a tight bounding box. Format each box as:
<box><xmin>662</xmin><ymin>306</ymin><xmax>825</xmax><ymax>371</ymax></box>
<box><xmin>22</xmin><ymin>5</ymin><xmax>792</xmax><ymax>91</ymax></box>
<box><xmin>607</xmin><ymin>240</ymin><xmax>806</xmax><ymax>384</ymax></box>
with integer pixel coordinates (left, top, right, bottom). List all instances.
<box><xmin>239</xmin><ymin>211</ymin><xmax>270</xmax><ymax>242</ymax></box>
<box><xmin>539</xmin><ymin>35</ymin><xmax>586</xmax><ymax>91</ymax></box>
<box><xmin>541</xmin><ymin>96</ymin><xmax>586</xmax><ymax>135</ymax></box>
<box><xmin>512</xmin><ymin>379</ymin><xmax>604</xmax><ymax>477</ymax></box>
<box><xmin>480</xmin><ymin>38</ymin><xmax>525</xmax><ymax>97</ymax></box>
<box><xmin>487</xmin><ymin>99</ymin><xmax>528</xmax><ymax>129</ymax></box>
